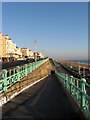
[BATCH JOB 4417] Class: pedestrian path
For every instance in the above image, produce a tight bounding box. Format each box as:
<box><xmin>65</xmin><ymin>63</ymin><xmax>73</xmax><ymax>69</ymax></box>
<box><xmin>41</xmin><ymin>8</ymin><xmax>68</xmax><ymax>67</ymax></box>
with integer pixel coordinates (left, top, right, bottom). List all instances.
<box><xmin>2</xmin><ymin>75</ymin><xmax>82</xmax><ymax>119</ymax></box>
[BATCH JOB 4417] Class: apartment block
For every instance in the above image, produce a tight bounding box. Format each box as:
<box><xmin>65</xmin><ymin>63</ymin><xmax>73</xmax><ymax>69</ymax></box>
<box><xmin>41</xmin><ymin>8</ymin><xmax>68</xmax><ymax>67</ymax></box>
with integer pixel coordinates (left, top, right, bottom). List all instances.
<box><xmin>21</xmin><ymin>48</ymin><xmax>34</xmax><ymax>58</ymax></box>
<box><xmin>0</xmin><ymin>32</ymin><xmax>22</xmax><ymax>60</ymax></box>
<box><xmin>0</xmin><ymin>32</ymin><xmax>6</xmax><ymax>58</ymax></box>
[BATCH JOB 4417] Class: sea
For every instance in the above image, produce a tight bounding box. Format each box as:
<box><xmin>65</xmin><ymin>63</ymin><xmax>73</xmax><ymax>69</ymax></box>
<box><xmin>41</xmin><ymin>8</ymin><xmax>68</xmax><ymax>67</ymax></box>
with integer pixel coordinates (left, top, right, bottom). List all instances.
<box><xmin>68</xmin><ymin>60</ymin><xmax>90</xmax><ymax>65</ymax></box>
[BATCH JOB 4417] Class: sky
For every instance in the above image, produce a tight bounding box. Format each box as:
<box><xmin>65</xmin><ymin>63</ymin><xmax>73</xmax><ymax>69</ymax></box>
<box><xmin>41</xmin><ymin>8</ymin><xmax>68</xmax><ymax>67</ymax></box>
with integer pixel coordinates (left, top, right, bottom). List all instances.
<box><xmin>2</xmin><ymin>2</ymin><xmax>88</xmax><ymax>60</ymax></box>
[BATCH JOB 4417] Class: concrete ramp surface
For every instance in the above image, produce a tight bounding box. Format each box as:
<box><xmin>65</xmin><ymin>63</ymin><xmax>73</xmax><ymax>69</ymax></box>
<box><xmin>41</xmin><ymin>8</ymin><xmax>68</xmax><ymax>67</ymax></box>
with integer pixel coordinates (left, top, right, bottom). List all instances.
<box><xmin>2</xmin><ymin>75</ymin><xmax>82</xmax><ymax>119</ymax></box>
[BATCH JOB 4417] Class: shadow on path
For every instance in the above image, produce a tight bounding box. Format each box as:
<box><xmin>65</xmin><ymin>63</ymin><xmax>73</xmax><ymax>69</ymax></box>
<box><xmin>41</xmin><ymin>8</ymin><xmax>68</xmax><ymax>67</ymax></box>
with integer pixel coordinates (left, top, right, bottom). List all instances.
<box><xmin>2</xmin><ymin>75</ymin><xmax>82</xmax><ymax>119</ymax></box>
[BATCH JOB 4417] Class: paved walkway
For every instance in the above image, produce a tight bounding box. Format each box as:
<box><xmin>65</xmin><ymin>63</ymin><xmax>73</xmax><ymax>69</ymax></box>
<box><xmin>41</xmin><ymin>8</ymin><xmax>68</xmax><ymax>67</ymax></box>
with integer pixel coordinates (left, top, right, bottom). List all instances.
<box><xmin>2</xmin><ymin>75</ymin><xmax>82</xmax><ymax>119</ymax></box>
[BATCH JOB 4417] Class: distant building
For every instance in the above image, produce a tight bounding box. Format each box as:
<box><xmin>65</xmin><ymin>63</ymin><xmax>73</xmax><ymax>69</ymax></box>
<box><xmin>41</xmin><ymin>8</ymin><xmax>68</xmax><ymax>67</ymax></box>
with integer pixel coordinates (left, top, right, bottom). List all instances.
<box><xmin>21</xmin><ymin>48</ymin><xmax>33</xmax><ymax>58</ymax></box>
<box><xmin>0</xmin><ymin>32</ymin><xmax>22</xmax><ymax>61</ymax></box>
<box><xmin>21</xmin><ymin>48</ymin><xmax>29</xmax><ymax>58</ymax></box>
<box><xmin>0</xmin><ymin>32</ymin><xmax>7</xmax><ymax>58</ymax></box>
<box><xmin>16</xmin><ymin>46</ymin><xmax>22</xmax><ymax>58</ymax></box>
<box><xmin>33</xmin><ymin>52</ymin><xmax>44</xmax><ymax>60</ymax></box>
<box><xmin>28</xmin><ymin>49</ymin><xmax>34</xmax><ymax>58</ymax></box>
<box><xmin>5</xmin><ymin>35</ymin><xmax>22</xmax><ymax>59</ymax></box>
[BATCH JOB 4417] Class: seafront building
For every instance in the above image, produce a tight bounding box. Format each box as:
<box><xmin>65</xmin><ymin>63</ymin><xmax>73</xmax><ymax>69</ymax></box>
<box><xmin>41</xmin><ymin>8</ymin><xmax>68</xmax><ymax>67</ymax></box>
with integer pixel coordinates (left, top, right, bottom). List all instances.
<box><xmin>0</xmin><ymin>32</ymin><xmax>45</xmax><ymax>62</ymax></box>
<box><xmin>0</xmin><ymin>32</ymin><xmax>22</xmax><ymax>61</ymax></box>
<box><xmin>0</xmin><ymin>32</ymin><xmax>6</xmax><ymax>58</ymax></box>
<box><xmin>21</xmin><ymin>48</ymin><xmax>34</xmax><ymax>58</ymax></box>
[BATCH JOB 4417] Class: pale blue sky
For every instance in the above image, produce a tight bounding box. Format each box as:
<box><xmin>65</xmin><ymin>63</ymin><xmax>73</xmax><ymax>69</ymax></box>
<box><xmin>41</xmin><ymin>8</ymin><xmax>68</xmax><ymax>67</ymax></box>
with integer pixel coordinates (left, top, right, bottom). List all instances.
<box><xmin>2</xmin><ymin>2</ymin><xmax>88</xmax><ymax>60</ymax></box>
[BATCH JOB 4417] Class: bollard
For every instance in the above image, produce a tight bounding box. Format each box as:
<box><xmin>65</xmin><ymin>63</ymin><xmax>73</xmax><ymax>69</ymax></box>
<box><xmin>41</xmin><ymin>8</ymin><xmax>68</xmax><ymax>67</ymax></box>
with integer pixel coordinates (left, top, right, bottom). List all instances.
<box><xmin>2</xmin><ymin>69</ymin><xmax>7</xmax><ymax>91</ymax></box>
<box><xmin>70</xmin><ymin>76</ymin><xmax>73</xmax><ymax>94</ymax></box>
<box><xmin>65</xmin><ymin>74</ymin><xmax>68</xmax><ymax>88</ymax></box>
<box><xmin>80</xmin><ymin>78</ymin><xmax>86</xmax><ymax>109</ymax></box>
<box><xmin>16</xmin><ymin>66</ymin><xmax>20</xmax><ymax>81</ymax></box>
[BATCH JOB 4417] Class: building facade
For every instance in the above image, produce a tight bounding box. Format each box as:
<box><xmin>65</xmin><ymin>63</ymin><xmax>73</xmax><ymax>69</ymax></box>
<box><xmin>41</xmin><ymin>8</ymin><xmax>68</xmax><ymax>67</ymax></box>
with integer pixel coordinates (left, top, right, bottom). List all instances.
<box><xmin>21</xmin><ymin>48</ymin><xmax>34</xmax><ymax>58</ymax></box>
<box><xmin>0</xmin><ymin>32</ymin><xmax>43</xmax><ymax>62</ymax></box>
<box><xmin>0</xmin><ymin>32</ymin><xmax>22</xmax><ymax>61</ymax></box>
<box><xmin>0</xmin><ymin>32</ymin><xmax>7</xmax><ymax>58</ymax></box>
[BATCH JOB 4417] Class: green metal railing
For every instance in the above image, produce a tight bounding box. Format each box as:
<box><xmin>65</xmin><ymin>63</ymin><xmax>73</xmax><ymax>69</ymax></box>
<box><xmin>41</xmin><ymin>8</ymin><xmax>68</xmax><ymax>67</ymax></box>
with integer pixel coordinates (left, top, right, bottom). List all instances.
<box><xmin>52</xmin><ymin>60</ymin><xmax>90</xmax><ymax>119</ymax></box>
<box><xmin>0</xmin><ymin>58</ymin><xmax>49</xmax><ymax>93</ymax></box>
<box><xmin>56</xmin><ymin>72</ymin><xmax>90</xmax><ymax>119</ymax></box>
<box><xmin>55</xmin><ymin>71</ymin><xmax>90</xmax><ymax>119</ymax></box>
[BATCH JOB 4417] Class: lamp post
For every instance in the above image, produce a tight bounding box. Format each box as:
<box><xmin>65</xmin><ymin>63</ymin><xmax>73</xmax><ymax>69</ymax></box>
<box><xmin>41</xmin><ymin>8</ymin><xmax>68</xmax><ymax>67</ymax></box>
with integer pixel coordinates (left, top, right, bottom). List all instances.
<box><xmin>41</xmin><ymin>50</ymin><xmax>44</xmax><ymax>58</ymax></box>
<box><xmin>33</xmin><ymin>40</ymin><xmax>38</xmax><ymax>62</ymax></box>
<box><xmin>83</xmin><ymin>67</ymin><xmax>85</xmax><ymax>78</ymax></box>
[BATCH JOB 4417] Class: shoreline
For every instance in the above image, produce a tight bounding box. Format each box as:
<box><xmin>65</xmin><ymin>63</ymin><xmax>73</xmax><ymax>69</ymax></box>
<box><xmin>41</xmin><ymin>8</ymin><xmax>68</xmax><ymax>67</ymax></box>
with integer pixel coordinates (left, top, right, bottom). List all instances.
<box><xmin>59</xmin><ymin>60</ymin><xmax>90</xmax><ymax>68</ymax></box>
<box><xmin>68</xmin><ymin>60</ymin><xmax>90</xmax><ymax>65</ymax></box>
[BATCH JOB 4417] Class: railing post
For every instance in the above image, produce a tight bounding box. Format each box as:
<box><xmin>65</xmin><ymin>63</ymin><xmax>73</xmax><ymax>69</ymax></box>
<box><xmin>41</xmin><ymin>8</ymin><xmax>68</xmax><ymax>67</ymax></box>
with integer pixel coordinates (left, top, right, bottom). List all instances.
<box><xmin>16</xmin><ymin>66</ymin><xmax>20</xmax><ymax>81</ymax></box>
<box><xmin>25</xmin><ymin>64</ymin><xmax>28</xmax><ymax>76</ymax></box>
<box><xmin>13</xmin><ymin>68</ymin><xmax>16</xmax><ymax>83</ymax></box>
<box><xmin>2</xmin><ymin>69</ymin><xmax>7</xmax><ymax>91</ymax></box>
<box><xmin>80</xmin><ymin>78</ymin><xmax>86</xmax><ymax>109</ymax></box>
<box><xmin>9</xmin><ymin>69</ymin><xmax>11</xmax><ymax>76</ymax></box>
<box><xmin>65</xmin><ymin>74</ymin><xmax>68</xmax><ymax>88</ymax></box>
<box><xmin>33</xmin><ymin>62</ymin><xmax>36</xmax><ymax>71</ymax></box>
<box><xmin>62</xmin><ymin>74</ymin><xmax>64</xmax><ymax>85</ymax></box>
<box><xmin>30</xmin><ymin>63</ymin><xmax>32</xmax><ymax>72</ymax></box>
<box><xmin>70</xmin><ymin>76</ymin><xmax>73</xmax><ymax>94</ymax></box>
<box><xmin>63</xmin><ymin>74</ymin><xmax>65</xmax><ymax>86</ymax></box>
<box><xmin>32</xmin><ymin>62</ymin><xmax>33</xmax><ymax>71</ymax></box>
<box><xmin>76</xmin><ymin>79</ymin><xmax>79</xmax><ymax>100</ymax></box>
<box><xmin>73</xmin><ymin>78</ymin><xmax>75</xmax><ymax>96</ymax></box>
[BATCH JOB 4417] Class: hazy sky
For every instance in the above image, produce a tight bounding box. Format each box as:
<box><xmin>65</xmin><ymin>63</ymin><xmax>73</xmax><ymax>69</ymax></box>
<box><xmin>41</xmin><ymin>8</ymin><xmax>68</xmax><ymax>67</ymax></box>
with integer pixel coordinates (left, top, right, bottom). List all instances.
<box><xmin>2</xmin><ymin>2</ymin><xmax>88</xmax><ymax>60</ymax></box>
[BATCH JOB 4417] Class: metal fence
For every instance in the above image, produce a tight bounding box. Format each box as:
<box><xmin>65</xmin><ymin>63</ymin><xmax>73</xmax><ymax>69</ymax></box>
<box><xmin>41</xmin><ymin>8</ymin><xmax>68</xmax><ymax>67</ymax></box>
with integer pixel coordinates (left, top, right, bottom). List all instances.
<box><xmin>56</xmin><ymin>72</ymin><xmax>90</xmax><ymax>119</ymax></box>
<box><xmin>51</xmin><ymin>59</ymin><xmax>90</xmax><ymax>119</ymax></box>
<box><xmin>0</xmin><ymin>58</ymin><xmax>49</xmax><ymax>94</ymax></box>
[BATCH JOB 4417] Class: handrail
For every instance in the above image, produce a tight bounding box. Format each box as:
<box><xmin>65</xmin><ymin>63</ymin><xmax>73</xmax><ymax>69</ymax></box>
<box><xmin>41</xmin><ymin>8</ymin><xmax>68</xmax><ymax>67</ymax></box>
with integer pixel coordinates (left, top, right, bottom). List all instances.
<box><xmin>52</xmin><ymin>59</ymin><xmax>90</xmax><ymax>119</ymax></box>
<box><xmin>56</xmin><ymin>72</ymin><xmax>90</xmax><ymax>119</ymax></box>
<box><xmin>0</xmin><ymin>58</ymin><xmax>49</xmax><ymax>93</ymax></box>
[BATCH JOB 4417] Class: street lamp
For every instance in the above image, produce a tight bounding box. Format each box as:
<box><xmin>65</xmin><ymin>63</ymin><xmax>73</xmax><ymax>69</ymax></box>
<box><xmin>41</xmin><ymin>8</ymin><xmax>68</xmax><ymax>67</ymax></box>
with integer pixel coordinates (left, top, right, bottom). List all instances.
<box><xmin>41</xmin><ymin>50</ymin><xmax>44</xmax><ymax>58</ymax></box>
<box><xmin>33</xmin><ymin>40</ymin><xmax>38</xmax><ymax>62</ymax></box>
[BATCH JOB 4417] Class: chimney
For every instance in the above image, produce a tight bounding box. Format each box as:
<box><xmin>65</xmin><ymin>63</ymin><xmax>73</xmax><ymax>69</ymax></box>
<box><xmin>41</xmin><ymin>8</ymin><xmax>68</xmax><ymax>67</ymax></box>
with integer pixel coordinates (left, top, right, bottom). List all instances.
<box><xmin>5</xmin><ymin>35</ymin><xmax>9</xmax><ymax>39</ymax></box>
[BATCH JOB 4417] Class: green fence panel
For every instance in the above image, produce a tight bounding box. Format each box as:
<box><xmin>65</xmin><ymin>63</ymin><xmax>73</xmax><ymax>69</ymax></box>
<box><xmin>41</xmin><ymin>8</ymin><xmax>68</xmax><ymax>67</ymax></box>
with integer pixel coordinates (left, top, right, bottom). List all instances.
<box><xmin>0</xmin><ymin>58</ymin><xmax>49</xmax><ymax>93</ymax></box>
<box><xmin>56</xmin><ymin>71</ymin><xmax>90</xmax><ymax>119</ymax></box>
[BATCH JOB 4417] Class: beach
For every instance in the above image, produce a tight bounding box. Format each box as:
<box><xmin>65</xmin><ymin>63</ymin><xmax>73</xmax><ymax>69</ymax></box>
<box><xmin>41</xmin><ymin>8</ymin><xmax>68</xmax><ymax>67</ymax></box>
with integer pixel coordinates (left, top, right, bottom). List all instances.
<box><xmin>59</xmin><ymin>60</ymin><xmax>90</xmax><ymax>68</ymax></box>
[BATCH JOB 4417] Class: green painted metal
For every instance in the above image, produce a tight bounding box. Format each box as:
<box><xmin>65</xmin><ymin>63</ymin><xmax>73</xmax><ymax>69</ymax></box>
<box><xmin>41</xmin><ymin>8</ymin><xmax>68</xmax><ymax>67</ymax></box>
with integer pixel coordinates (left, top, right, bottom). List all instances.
<box><xmin>70</xmin><ymin>76</ymin><xmax>73</xmax><ymax>94</ymax></box>
<box><xmin>56</xmin><ymin>71</ymin><xmax>90</xmax><ymax>119</ymax></box>
<box><xmin>16</xmin><ymin>66</ymin><xmax>20</xmax><ymax>81</ymax></box>
<box><xmin>65</xmin><ymin>74</ymin><xmax>68</xmax><ymax>88</ymax></box>
<box><xmin>0</xmin><ymin>58</ymin><xmax>49</xmax><ymax>94</ymax></box>
<box><xmin>80</xmin><ymin>78</ymin><xmax>86</xmax><ymax>109</ymax></box>
<box><xmin>2</xmin><ymin>69</ymin><xmax>7</xmax><ymax>91</ymax></box>
<box><xmin>51</xmin><ymin>56</ymin><xmax>90</xmax><ymax>119</ymax></box>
